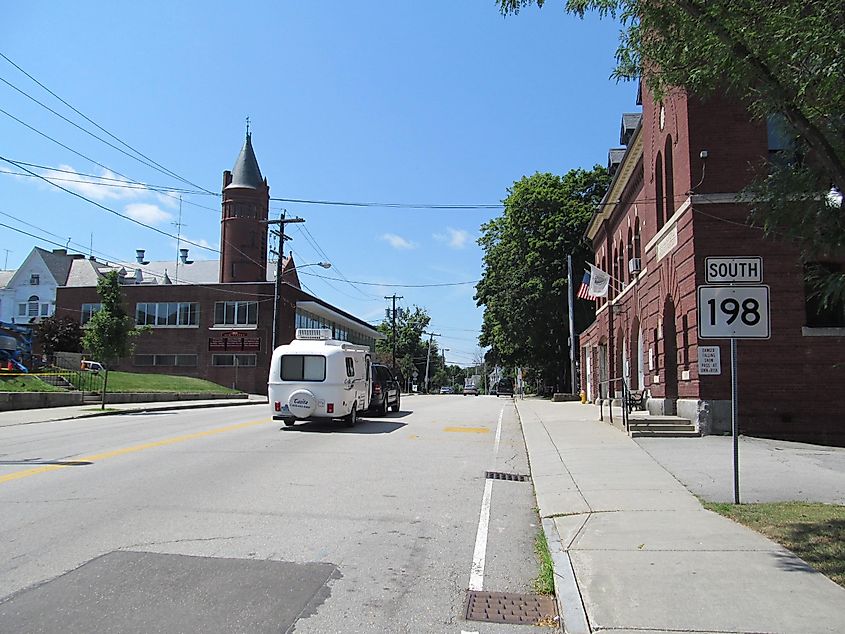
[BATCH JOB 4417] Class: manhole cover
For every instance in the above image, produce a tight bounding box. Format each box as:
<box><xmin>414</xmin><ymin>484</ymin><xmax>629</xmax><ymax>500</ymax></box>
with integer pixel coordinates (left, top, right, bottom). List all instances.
<box><xmin>485</xmin><ymin>471</ymin><xmax>530</xmax><ymax>482</ymax></box>
<box><xmin>464</xmin><ymin>590</ymin><xmax>557</xmax><ymax>625</ymax></box>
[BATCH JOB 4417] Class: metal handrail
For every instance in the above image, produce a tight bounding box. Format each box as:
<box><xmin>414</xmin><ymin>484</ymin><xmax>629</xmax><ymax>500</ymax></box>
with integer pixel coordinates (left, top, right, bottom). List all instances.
<box><xmin>597</xmin><ymin>376</ymin><xmax>631</xmax><ymax>433</ymax></box>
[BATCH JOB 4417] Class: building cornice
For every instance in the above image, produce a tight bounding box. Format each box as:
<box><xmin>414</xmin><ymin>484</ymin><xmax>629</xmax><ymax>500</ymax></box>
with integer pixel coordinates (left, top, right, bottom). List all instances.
<box><xmin>586</xmin><ymin>123</ymin><xmax>644</xmax><ymax>242</ymax></box>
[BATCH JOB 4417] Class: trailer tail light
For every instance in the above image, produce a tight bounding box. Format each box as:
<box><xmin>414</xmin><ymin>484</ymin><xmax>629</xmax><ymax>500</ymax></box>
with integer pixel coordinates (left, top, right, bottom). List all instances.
<box><xmin>274</xmin><ymin>401</ymin><xmax>281</xmax><ymax>412</ymax></box>
<box><xmin>327</xmin><ymin>403</ymin><xmax>334</xmax><ymax>413</ymax></box>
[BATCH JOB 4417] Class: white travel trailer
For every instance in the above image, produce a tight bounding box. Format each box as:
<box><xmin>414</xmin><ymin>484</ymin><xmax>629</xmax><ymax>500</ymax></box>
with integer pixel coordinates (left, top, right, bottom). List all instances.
<box><xmin>268</xmin><ymin>328</ymin><xmax>372</xmax><ymax>427</ymax></box>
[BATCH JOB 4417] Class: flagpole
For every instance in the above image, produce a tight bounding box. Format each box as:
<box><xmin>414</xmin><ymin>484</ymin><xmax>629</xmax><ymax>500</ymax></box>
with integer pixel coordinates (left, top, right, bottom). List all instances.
<box><xmin>567</xmin><ymin>254</ymin><xmax>577</xmax><ymax>394</ymax></box>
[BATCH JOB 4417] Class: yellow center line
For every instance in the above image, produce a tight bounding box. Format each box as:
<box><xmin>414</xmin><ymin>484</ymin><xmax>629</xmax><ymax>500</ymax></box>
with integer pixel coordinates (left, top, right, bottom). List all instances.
<box><xmin>0</xmin><ymin>418</ymin><xmax>270</xmax><ymax>486</ymax></box>
<box><xmin>443</xmin><ymin>426</ymin><xmax>490</xmax><ymax>434</ymax></box>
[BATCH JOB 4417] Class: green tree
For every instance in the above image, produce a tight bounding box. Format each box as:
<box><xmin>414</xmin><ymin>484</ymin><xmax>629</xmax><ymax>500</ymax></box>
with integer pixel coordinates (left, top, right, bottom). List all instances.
<box><xmin>81</xmin><ymin>271</ymin><xmax>143</xmax><ymax>366</ymax></box>
<box><xmin>375</xmin><ymin>305</ymin><xmax>435</xmax><ymax>385</ymax></box>
<box><xmin>37</xmin><ymin>315</ymin><xmax>83</xmax><ymax>355</ymax></box>
<box><xmin>476</xmin><ymin>168</ymin><xmax>610</xmax><ymax>391</ymax></box>
<box><xmin>497</xmin><ymin>0</ymin><xmax>845</xmax><ymax>303</ymax></box>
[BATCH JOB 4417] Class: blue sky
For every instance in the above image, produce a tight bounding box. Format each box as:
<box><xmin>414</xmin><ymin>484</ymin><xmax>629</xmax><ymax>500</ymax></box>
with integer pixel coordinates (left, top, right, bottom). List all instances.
<box><xmin>1</xmin><ymin>1</ymin><xmax>636</xmax><ymax>367</ymax></box>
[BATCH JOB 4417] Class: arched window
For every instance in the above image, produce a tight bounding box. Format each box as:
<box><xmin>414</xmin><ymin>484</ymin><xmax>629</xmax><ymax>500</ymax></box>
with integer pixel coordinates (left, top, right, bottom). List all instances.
<box><xmin>618</xmin><ymin>239</ymin><xmax>625</xmax><ymax>286</ymax></box>
<box><xmin>633</xmin><ymin>217</ymin><xmax>642</xmax><ymax>260</ymax></box>
<box><xmin>611</xmin><ymin>246</ymin><xmax>619</xmax><ymax>298</ymax></box>
<box><xmin>664</xmin><ymin>136</ymin><xmax>675</xmax><ymax>218</ymax></box>
<box><xmin>601</xmin><ymin>254</ymin><xmax>608</xmax><ymax>306</ymax></box>
<box><xmin>655</xmin><ymin>152</ymin><xmax>665</xmax><ymax>229</ymax></box>
<box><xmin>626</xmin><ymin>227</ymin><xmax>634</xmax><ymax>281</ymax></box>
<box><xmin>27</xmin><ymin>295</ymin><xmax>39</xmax><ymax>317</ymax></box>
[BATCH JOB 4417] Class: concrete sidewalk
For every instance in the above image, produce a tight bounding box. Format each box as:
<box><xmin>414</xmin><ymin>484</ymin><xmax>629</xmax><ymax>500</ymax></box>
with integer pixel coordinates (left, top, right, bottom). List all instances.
<box><xmin>515</xmin><ymin>398</ymin><xmax>845</xmax><ymax>634</ymax></box>
<box><xmin>0</xmin><ymin>394</ymin><xmax>267</xmax><ymax>428</ymax></box>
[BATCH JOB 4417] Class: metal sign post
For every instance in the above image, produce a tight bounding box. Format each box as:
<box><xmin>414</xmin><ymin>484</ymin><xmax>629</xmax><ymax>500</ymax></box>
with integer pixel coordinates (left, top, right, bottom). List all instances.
<box><xmin>730</xmin><ymin>338</ymin><xmax>739</xmax><ymax>504</ymax></box>
<box><xmin>698</xmin><ymin>259</ymin><xmax>770</xmax><ymax>505</ymax></box>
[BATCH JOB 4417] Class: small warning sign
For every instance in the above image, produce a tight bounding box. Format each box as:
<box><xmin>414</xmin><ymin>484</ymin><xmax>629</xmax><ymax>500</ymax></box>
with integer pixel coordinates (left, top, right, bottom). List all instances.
<box><xmin>698</xmin><ymin>346</ymin><xmax>721</xmax><ymax>375</ymax></box>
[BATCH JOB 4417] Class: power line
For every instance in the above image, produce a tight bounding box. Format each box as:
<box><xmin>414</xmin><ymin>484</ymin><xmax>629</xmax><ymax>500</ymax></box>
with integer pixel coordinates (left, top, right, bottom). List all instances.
<box><xmin>0</xmin><ymin>157</ymin><xmax>273</xmax><ymax>276</ymax></box>
<box><xmin>298</xmin><ymin>270</ymin><xmax>479</xmax><ymax>288</ymax></box>
<box><xmin>0</xmin><ymin>216</ymin><xmax>277</xmax><ymax>299</ymax></box>
<box><xmin>1</xmin><ymin>156</ymin><xmax>218</xmax><ymax>254</ymax></box>
<box><xmin>0</xmin><ymin>51</ymin><xmax>215</xmax><ymax>195</ymax></box>
<box><xmin>296</xmin><ymin>224</ymin><xmax>377</xmax><ymax>299</ymax></box>
<box><xmin>4</xmin><ymin>160</ymin><xmax>214</xmax><ymax>194</ymax></box>
<box><xmin>271</xmin><ymin>197</ymin><xmax>503</xmax><ymax>210</ymax></box>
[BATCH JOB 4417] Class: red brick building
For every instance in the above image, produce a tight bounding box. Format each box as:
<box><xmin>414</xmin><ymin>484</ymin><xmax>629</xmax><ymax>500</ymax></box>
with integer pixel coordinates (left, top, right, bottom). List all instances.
<box><xmin>579</xmin><ymin>88</ymin><xmax>845</xmax><ymax>446</ymax></box>
<box><xmin>55</xmin><ymin>134</ymin><xmax>380</xmax><ymax>395</ymax></box>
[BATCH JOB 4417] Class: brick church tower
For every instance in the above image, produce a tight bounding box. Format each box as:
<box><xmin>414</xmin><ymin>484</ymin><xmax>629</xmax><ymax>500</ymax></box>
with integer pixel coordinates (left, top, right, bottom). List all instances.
<box><xmin>219</xmin><ymin>132</ymin><xmax>269</xmax><ymax>283</ymax></box>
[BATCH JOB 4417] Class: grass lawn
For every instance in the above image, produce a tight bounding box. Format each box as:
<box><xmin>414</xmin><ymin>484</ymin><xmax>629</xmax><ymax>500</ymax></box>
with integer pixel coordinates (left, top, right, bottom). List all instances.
<box><xmin>99</xmin><ymin>371</ymin><xmax>240</xmax><ymax>394</ymax></box>
<box><xmin>0</xmin><ymin>374</ymin><xmax>65</xmax><ymax>392</ymax></box>
<box><xmin>704</xmin><ymin>501</ymin><xmax>845</xmax><ymax>588</ymax></box>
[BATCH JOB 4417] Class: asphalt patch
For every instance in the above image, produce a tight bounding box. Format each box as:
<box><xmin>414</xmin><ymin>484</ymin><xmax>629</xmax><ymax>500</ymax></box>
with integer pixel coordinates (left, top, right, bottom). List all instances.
<box><xmin>0</xmin><ymin>551</ymin><xmax>339</xmax><ymax>633</ymax></box>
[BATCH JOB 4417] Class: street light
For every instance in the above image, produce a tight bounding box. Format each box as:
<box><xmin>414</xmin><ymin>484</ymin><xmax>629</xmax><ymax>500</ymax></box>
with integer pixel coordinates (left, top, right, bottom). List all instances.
<box><xmin>271</xmin><ymin>260</ymin><xmax>332</xmax><ymax>351</ymax></box>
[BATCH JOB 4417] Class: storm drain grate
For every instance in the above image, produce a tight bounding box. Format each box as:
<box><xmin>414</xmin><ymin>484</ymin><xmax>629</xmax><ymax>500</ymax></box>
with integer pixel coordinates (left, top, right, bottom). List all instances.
<box><xmin>464</xmin><ymin>590</ymin><xmax>557</xmax><ymax>625</ymax></box>
<box><xmin>485</xmin><ymin>471</ymin><xmax>531</xmax><ymax>482</ymax></box>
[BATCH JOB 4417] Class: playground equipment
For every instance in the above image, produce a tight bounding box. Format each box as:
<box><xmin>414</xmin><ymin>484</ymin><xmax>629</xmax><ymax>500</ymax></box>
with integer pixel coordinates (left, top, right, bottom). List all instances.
<box><xmin>0</xmin><ymin>322</ymin><xmax>33</xmax><ymax>373</ymax></box>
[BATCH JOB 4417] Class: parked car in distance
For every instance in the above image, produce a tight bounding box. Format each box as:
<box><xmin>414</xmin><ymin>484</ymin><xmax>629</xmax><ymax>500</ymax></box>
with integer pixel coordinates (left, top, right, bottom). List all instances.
<box><xmin>439</xmin><ymin>386</ymin><xmax>454</xmax><ymax>394</ymax></box>
<box><xmin>495</xmin><ymin>378</ymin><xmax>514</xmax><ymax>397</ymax></box>
<box><xmin>369</xmin><ymin>363</ymin><xmax>401</xmax><ymax>415</ymax></box>
<box><xmin>462</xmin><ymin>385</ymin><xmax>479</xmax><ymax>396</ymax></box>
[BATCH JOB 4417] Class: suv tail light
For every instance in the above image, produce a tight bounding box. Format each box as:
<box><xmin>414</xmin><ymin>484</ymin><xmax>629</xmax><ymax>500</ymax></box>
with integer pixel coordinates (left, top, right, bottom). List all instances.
<box><xmin>274</xmin><ymin>401</ymin><xmax>281</xmax><ymax>412</ymax></box>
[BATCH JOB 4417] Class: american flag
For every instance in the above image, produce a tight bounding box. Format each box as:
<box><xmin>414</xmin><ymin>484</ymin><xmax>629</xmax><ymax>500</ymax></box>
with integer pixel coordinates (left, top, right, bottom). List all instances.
<box><xmin>577</xmin><ymin>270</ymin><xmax>597</xmax><ymax>300</ymax></box>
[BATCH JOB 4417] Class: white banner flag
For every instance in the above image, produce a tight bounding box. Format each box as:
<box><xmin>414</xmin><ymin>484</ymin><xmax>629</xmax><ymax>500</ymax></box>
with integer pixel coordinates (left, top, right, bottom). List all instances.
<box><xmin>588</xmin><ymin>264</ymin><xmax>610</xmax><ymax>297</ymax></box>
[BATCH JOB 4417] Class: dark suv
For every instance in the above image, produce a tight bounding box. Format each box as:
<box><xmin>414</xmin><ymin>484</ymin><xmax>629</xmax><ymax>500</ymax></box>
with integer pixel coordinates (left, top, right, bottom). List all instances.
<box><xmin>495</xmin><ymin>378</ymin><xmax>514</xmax><ymax>397</ymax></box>
<box><xmin>369</xmin><ymin>364</ymin><xmax>401</xmax><ymax>415</ymax></box>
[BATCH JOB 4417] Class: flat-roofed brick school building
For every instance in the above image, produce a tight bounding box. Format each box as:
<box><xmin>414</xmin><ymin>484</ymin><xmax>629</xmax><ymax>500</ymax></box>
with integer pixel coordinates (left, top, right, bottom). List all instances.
<box><xmin>55</xmin><ymin>134</ymin><xmax>380</xmax><ymax>395</ymax></box>
<box><xmin>579</xmin><ymin>87</ymin><xmax>845</xmax><ymax>446</ymax></box>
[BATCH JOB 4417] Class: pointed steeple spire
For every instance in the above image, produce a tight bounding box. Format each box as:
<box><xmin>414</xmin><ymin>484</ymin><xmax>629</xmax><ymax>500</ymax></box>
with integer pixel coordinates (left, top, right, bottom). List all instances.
<box><xmin>226</xmin><ymin>131</ymin><xmax>264</xmax><ymax>190</ymax></box>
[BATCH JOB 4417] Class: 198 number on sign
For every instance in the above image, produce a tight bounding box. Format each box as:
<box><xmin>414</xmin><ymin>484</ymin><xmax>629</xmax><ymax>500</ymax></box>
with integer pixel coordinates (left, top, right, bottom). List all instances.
<box><xmin>697</xmin><ymin>286</ymin><xmax>770</xmax><ymax>339</ymax></box>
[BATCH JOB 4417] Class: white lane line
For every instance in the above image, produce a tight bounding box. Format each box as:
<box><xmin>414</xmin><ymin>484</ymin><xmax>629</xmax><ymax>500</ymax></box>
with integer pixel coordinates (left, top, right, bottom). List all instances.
<box><xmin>468</xmin><ymin>478</ymin><xmax>493</xmax><ymax>591</ymax></box>
<box><xmin>494</xmin><ymin>407</ymin><xmax>504</xmax><ymax>456</ymax></box>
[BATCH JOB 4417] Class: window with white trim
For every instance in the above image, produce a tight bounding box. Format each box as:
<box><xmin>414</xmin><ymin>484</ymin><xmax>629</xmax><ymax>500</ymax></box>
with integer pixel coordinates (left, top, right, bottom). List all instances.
<box><xmin>214</xmin><ymin>301</ymin><xmax>257</xmax><ymax>326</ymax></box>
<box><xmin>136</xmin><ymin>302</ymin><xmax>199</xmax><ymax>327</ymax></box>
<box><xmin>212</xmin><ymin>354</ymin><xmax>257</xmax><ymax>367</ymax></box>
<box><xmin>81</xmin><ymin>303</ymin><xmax>102</xmax><ymax>325</ymax></box>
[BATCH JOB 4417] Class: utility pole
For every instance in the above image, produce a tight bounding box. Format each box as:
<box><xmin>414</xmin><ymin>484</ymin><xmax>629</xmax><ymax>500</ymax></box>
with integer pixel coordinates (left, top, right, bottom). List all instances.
<box><xmin>264</xmin><ymin>212</ymin><xmax>305</xmax><ymax>351</ymax></box>
<box><xmin>384</xmin><ymin>294</ymin><xmax>403</xmax><ymax>372</ymax></box>
<box><xmin>423</xmin><ymin>331</ymin><xmax>440</xmax><ymax>393</ymax></box>
<box><xmin>567</xmin><ymin>254</ymin><xmax>578</xmax><ymax>393</ymax></box>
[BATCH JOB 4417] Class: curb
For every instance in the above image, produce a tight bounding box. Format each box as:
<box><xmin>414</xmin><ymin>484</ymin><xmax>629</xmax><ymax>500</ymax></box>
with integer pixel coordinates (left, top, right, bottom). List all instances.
<box><xmin>0</xmin><ymin>397</ymin><xmax>268</xmax><ymax>428</ymax></box>
<box><xmin>541</xmin><ymin>517</ymin><xmax>590</xmax><ymax>634</ymax></box>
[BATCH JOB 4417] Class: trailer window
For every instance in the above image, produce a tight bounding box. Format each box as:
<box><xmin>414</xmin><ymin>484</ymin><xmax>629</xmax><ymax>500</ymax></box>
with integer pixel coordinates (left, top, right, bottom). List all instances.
<box><xmin>345</xmin><ymin>357</ymin><xmax>355</xmax><ymax>377</ymax></box>
<box><xmin>281</xmin><ymin>355</ymin><xmax>326</xmax><ymax>381</ymax></box>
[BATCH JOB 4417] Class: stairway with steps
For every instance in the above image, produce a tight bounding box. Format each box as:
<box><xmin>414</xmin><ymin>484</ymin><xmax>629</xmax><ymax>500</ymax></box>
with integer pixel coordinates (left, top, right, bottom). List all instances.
<box><xmin>627</xmin><ymin>412</ymin><xmax>700</xmax><ymax>438</ymax></box>
<box><xmin>37</xmin><ymin>374</ymin><xmax>76</xmax><ymax>390</ymax></box>
<box><xmin>82</xmin><ymin>392</ymin><xmax>101</xmax><ymax>404</ymax></box>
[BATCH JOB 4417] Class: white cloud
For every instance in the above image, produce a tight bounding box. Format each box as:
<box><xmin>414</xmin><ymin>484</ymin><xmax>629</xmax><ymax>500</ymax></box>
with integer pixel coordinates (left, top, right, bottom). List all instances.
<box><xmin>124</xmin><ymin>203</ymin><xmax>173</xmax><ymax>225</ymax></box>
<box><xmin>40</xmin><ymin>164</ymin><xmax>146</xmax><ymax>202</ymax></box>
<box><xmin>381</xmin><ymin>233</ymin><xmax>417</xmax><ymax>250</ymax></box>
<box><xmin>433</xmin><ymin>227</ymin><xmax>472</xmax><ymax>249</ymax></box>
<box><xmin>156</xmin><ymin>192</ymin><xmax>180</xmax><ymax>209</ymax></box>
<box><xmin>176</xmin><ymin>235</ymin><xmax>217</xmax><ymax>254</ymax></box>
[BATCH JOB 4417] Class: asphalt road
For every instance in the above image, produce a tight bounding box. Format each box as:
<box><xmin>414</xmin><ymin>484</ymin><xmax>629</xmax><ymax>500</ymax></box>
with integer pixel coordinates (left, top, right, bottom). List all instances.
<box><xmin>0</xmin><ymin>395</ymin><xmax>552</xmax><ymax>633</ymax></box>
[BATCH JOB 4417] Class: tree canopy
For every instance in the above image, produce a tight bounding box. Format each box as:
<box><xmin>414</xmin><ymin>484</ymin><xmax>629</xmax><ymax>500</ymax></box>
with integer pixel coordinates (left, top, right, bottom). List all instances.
<box><xmin>37</xmin><ymin>315</ymin><xmax>82</xmax><ymax>355</ymax></box>
<box><xmin>81</xmin><ymin>271</ymin><xmax>144</xmax><ymax>366</ymax></box>
<box><xmin>375</xmin><ymin>305</ymin><xmax>444</xmax><ymax>389</ymax></box>
<box><xmin>475</xmin><ymin>167</ymin><xmax>610</xmax><ymax>391</ymax></box>
<box><xmin>498</xmin><ymin>0</ymin><xmax>845</xmax><ymax>302</ymax></box>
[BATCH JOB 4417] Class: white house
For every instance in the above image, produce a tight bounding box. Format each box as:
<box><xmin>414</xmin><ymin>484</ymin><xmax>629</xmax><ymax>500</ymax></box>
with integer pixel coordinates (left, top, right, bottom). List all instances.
<box><xmin>0</xmin><ymin>248</ymin><xmax>85</xmax><ymax>324</ymax></box>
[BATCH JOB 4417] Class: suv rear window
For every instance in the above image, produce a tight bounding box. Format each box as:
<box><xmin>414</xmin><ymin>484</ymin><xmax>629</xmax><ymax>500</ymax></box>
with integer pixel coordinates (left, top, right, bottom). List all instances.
<box><xmin>281</xmin><ymin>355</ymin><xmax>326</xmax><ymax>381</ymax></box>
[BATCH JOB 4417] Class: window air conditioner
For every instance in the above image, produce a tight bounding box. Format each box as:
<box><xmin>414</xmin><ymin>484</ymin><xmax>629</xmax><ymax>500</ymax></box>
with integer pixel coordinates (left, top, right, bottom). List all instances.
<box><xmin>628</xmin><ymin>258</ymin><xmax>642</xmax><ymax>274</ymax></box>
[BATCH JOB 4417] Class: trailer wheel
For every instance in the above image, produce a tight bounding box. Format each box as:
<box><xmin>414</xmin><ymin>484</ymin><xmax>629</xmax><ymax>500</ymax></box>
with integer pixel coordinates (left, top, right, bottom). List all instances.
<box><xmin>344</xmin><ymin>405</ymin><xmax>357</xmax><ymax>428</ymax></box>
